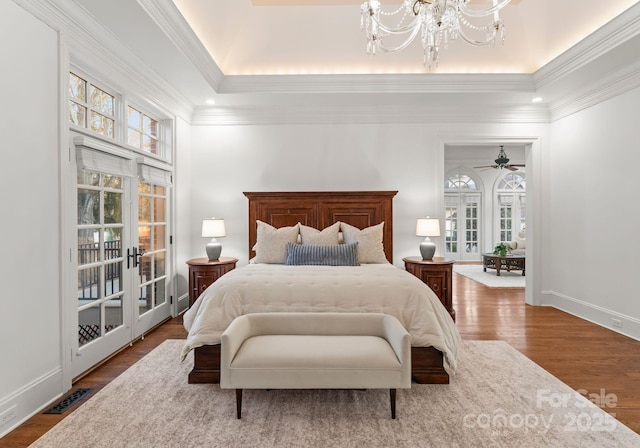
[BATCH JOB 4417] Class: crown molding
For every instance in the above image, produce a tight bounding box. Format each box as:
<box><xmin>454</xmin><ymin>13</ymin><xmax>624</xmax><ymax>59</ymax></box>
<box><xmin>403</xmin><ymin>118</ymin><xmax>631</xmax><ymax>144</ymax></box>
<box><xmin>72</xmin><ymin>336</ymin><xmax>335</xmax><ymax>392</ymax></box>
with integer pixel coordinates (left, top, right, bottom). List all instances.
<box><xmin>191</xmin><ymin>103</ymin><xmax>549</xmax><ymax>126</ymax></box>
<box><xmin>13</xmin><ymin>0</ymin><xmax>194</xmax><ymax>121</ymax></box>
<box><xmin>217</xmin><ymin>73</ymin><xmax>536</xmax><ymax>94</ymax></box>
<box><xmin>534</xmin><ymin>2</ymin><xmax>640</xmax><ymax>90</ymax></box>
<box><xmin>549</xmin><ymin>61</ymin><xmax>640</xmax><ymax>121</ymax></box>
<box><xmin>137</xmin><ymin>0</ymin><xmax>224</xmax><ymax>91</ymax></box>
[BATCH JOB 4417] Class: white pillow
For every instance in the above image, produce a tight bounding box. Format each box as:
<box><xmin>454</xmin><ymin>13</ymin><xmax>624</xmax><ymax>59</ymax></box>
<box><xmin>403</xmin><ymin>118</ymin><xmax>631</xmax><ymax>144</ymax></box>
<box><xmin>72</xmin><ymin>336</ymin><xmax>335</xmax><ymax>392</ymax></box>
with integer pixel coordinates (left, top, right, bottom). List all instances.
<box><xmin>340</xmin><ymin>222</ymin><xmax>388</xmax><ymax>264</ymax></box>
<box><xmin>515</xmin><ymin>236</ymin><xmax>526</xmax><ymax>250</ymax></box>
<box><xmin>299</xmin><ymin>221</ymin><xmax>341</xmax><ymax>245</ymax></box>
<box><xmin>252</xmin><ymin>220</ymin><xmax>300</xmax><ymax>264</ymax></box>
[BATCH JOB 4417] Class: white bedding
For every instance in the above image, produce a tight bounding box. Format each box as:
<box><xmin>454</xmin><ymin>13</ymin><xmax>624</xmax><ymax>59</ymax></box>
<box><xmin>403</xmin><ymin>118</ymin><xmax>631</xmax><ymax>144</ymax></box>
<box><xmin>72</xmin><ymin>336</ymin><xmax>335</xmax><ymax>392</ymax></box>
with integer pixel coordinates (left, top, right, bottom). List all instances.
<box><xmin>182</xmin><ymin>263</ymin><xmax>461</xmax><ymax>373</ymax></box>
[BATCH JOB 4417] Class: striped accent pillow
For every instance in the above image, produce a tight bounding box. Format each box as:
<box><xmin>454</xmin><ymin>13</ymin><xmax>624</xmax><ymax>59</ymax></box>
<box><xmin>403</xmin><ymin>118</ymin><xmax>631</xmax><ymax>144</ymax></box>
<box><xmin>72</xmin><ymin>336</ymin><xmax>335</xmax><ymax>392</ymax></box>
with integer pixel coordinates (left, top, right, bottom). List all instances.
<box><xmin>285</xmin><ymin>242</ymin><xmax>360</xmax><ymax>266</ymax></box>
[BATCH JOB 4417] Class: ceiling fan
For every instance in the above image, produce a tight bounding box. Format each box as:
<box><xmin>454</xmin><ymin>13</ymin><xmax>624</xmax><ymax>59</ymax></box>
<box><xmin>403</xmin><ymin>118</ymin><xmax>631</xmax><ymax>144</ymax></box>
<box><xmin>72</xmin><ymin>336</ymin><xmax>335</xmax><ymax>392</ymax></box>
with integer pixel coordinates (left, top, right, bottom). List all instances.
<box><xmin>474</xmin><ymin>146</ymin><xmax>525</xmax><ymax>171</ymax></box>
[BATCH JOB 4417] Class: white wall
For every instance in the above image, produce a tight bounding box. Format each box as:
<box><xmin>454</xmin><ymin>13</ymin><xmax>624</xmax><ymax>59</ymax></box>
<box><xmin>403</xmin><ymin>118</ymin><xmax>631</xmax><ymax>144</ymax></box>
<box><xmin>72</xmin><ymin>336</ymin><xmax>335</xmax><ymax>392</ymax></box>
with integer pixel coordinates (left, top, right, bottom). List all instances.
<box><xmin>188</xmin><ymin>122</ymin><xmax>545</xmax><ymax>268</ymax></box>
<box><xmin>0</xmin><ymin>1</ymin><xmax>62</xmax><ymax>436</ymax></box>
<box><xmin>175</xmin><ymin>116</ymin><xmax>193</xmax><ymax>312</ymax></box>
<box><xmin>546</xmin><ymin>86</ymin><xmax>640</xmax><ymax>338</ymax></box>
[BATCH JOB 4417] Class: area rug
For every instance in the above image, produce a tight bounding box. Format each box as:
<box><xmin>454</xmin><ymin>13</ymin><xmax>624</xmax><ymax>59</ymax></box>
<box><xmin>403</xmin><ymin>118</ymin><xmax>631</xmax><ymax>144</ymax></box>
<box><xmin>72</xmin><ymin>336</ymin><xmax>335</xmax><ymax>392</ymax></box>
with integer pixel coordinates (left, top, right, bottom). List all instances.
<box><xmin>454</xmin><ymin>263</ymin><xmax>525</xmax><ymax>288</ymax></box>
<box><xmin>29</xmin><ymin>340</ymin><xmax>638</xmax><ymax>448</ymax></box>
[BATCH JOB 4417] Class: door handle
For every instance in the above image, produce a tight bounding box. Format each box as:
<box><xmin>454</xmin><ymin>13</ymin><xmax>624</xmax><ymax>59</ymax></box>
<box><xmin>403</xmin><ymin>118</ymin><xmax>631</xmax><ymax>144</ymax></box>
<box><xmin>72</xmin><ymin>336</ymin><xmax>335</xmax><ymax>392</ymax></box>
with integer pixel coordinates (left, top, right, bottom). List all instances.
<box><xmin>127</xmin><ymin>247</ymin><xmax>145</xmax><ymax>268</ymax></box>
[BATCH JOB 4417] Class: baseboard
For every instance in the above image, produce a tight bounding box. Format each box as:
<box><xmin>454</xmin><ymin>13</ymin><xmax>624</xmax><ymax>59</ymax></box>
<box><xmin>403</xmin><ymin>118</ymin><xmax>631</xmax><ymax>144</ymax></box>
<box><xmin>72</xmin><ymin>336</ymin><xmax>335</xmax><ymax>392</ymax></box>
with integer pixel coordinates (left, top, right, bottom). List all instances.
<box><xmin>0</xmin><ymin>367</ymin><xmax>64</xmax><ymax>439</ymax></box>
<box><xmin>541</xmin><ymin>290</ymin><xmax>640</xmax><ymax>341</ymax></box>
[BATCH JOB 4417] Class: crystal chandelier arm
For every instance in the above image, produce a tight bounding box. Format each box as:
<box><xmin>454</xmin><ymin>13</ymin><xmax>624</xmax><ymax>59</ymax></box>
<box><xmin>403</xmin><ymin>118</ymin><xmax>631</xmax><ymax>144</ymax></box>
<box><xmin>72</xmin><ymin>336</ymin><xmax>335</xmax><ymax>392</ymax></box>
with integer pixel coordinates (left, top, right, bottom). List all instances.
<box><xmin>370</xmin><ymin>14</ymin><xmax>422</xmax><ymax>35</ymax></box>
<box><xmin>377</xmin><ymin>24</ymin><xmax>423</xmax><ymax>52</ymax></box>
<box><xmin>459</xmin><ymin>0</ymin><xmax>511</xmax><ymax>18</ymax></box>
<box><xmin>457</xmin><ymin>24</ymin><xmax>500</xmax><ymax>46</ymax></box>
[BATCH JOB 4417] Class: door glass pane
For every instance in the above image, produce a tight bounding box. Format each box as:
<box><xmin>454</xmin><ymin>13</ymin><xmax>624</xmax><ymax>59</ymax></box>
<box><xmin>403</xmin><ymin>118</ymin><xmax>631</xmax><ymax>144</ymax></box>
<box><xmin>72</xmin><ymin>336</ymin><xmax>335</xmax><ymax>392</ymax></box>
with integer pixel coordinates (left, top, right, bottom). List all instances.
<box><xmin>104</xmin><ymin>192</ymin><xmax>122</xmax><ymax>224</ymax></box>
<box><xmin>139</xmin><ymin>253</ymin><xmax>152</xmax><ymax>285</ymax></box>
<box><xmin>78</xmin><ymin>170</ymin><xmax>100</xmax><ymax>186</ymax></box>
<box><xmin>78</xmin><ymin>189</ymin><xmax>99</xmax><ymax>225</ymax></box>
<box><xmin>153</xmin><ymin>197</ymin><xmax>165</xmax><ymax>222</ymax></box>
<box><xmin>105</xmin><ymin>298</ymin><xmax>123</xmax><ymax>334</ymax></box>
<box><xmin>78</xmin><ymin>266</ymin><xmax>100</xmax><ymax>301</ymax></box>
<box><xmin>139</xmin><ymin>196</ymin><xmax>151</xmax><ymax>222</ymax></box>
<box><xmin>78</xmin><ymin>306</ymin><xmax>100</xmax><ymax>347</ymax></box>
<box><xmin>155</xmin><ymin>278</ymin><xmax>166</xmax><ymax>306</ymax></box>
<box><xmin>78</xmin><ymin>229</ymin><xmax>99</xmax><ymax>265</ymax></box>
<box><xmin>445</xmin><ymin>205</ymin><xmax>458</xmax><ymax>254</ymax></box>
<box><xmin>138</xmin><ymin>226</ymin><xmax>151</xmax><ymax>254</ymax></box>
<box><xmin>104</xmin><ymin>229</ymin><xmax>122</xmax><ymax>260</ymax></box>
<box><xmin>139</xmin><ymin>283</ymin><xmax>153</xmax><ymax>315</ymax></box>
<box><xmin>155</xmin><ymin>251</ymin><xmax>166</xmax><ymax>277</ymax></box>
<box><xmin>105</xmin><ymin>261</ymin><xmax>122</xmax><ymax>296</ymax></box>
<box><xmin>154</xmin><ymin>225</ymin><xmax>165</xmax><ymax>251</ymax></box>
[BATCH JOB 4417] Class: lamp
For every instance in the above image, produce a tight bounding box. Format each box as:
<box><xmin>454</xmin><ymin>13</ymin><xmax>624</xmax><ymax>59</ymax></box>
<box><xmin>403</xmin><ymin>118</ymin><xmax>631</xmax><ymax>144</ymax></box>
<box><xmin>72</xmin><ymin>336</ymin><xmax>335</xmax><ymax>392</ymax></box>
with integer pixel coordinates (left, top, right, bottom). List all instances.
<box><xmin>361</xmin><ymin>0</ymin><xmax>510</xmax><ymax>67</ymax></box>
<box><xmin>201</xmin><ymin>218</ymin><xmax>226</xmax><ymax>261</ymax></box>
<box><xmin>416</xmin><ymin>217</ymin><xmax>440</xmax><ymax>260</ymax></box>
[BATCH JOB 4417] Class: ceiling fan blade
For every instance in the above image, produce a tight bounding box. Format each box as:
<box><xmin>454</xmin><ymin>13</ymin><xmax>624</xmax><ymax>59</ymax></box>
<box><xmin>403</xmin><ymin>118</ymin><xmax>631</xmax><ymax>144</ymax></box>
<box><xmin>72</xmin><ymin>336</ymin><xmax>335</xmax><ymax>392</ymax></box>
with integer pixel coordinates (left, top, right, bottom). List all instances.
<box><xmin>506</xmin><ymin>165</ymin><xmax>519</xmax><ymax>171</ymax></box>
<box><xmin>473</xmin><ymin>165</ymin><xmax>497</xmax><ymax>169</ymax></box>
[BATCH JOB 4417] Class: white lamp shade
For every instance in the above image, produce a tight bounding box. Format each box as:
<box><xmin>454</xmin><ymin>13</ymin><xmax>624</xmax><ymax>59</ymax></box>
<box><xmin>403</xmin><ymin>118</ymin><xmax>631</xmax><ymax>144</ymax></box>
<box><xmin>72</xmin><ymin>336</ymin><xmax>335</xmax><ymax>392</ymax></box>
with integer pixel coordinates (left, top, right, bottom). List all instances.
<box><xmin>416</xmin><ymin>218</ymin><xmax>440</xmax><ymax>237</ymax></box>
<box><xmin>202</xmin><ymin>218</ymin><xmax>226</xmax><ymax>238</ymax></box>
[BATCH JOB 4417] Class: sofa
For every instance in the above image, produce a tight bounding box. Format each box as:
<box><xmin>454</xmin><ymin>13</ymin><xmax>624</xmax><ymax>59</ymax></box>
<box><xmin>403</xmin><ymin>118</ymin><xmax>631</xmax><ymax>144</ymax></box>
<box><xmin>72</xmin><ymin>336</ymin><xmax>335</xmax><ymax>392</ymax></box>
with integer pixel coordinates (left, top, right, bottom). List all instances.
<box><xmin>507</xmin><ymin>232</ymin><xmax>526</xmax><ymax>255</ymax></box>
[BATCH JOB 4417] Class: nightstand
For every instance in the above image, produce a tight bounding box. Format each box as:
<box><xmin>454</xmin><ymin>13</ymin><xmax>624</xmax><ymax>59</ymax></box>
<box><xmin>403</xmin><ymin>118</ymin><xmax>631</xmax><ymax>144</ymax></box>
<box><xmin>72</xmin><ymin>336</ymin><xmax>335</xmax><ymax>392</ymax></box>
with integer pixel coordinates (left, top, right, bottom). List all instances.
<box><xmin>186</xmin><ymin>257</ymin><xmax>238</xmax><ymax>306</ymax></box>
<box><xmin>402</xmin><ymin>256</ymin><xmax>455</xmax><ymax>322</ymax></box>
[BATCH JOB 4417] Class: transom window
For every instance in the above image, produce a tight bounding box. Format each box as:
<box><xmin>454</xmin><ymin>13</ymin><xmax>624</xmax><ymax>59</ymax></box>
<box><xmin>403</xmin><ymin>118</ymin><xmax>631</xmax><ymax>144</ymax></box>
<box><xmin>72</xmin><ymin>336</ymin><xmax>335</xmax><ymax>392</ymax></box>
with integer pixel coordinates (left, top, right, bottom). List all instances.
<box><xmin>445</xmin><ymin>174</ymin><xmax>477</xmax><ymax>190</ymax></box>
<box><xmin>128</xmin><ymin>106</ymin><xmax>159</xmax><ymax>155</ymax></box>
<box><xmin>68</xmin><ymin>71</ymin><xmax>172</xmax><ymax>162</ymax></box>
<box><xmin>69</xmin><ymin>72</ymin><xmax>115</xmax><ymax>138</ymax></box>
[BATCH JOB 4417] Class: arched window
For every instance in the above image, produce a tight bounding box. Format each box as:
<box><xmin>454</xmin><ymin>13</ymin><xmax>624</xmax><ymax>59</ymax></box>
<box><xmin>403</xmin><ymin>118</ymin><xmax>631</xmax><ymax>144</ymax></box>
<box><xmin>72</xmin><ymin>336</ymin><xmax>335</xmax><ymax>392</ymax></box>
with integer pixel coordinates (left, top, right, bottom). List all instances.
<box><xmin>496</xmin><ymin>172</ymin><xmax>526</xmax><ymax>242</ymax></box>
<box><xmin>445</xmin><ymin>174</ymin><xmax>477</xmax><ymax>190</ymax></box>
<box><xmin>445</xmin><ymin>173</ymin><xmax>481</xmax><ymax>261</ymax></box>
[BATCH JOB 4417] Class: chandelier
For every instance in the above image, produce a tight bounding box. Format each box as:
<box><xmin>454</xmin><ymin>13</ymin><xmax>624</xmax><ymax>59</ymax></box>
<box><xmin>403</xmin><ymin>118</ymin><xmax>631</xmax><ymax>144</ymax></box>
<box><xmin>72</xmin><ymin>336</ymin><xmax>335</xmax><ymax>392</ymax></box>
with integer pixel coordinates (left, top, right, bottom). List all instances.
<box><xmin>360</xmin><ymin>0</ymin><xmax>511</xmax><ymax>67</ymax></box>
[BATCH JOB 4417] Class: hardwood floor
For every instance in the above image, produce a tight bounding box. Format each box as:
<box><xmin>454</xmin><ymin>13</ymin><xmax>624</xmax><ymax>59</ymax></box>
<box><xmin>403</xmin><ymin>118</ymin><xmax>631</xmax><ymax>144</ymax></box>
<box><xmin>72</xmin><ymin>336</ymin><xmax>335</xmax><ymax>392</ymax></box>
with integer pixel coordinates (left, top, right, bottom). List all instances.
<box><xmin>3</xmin><ymin>271</ymin><xmax>640</xmax><ymax>446</ymax></box>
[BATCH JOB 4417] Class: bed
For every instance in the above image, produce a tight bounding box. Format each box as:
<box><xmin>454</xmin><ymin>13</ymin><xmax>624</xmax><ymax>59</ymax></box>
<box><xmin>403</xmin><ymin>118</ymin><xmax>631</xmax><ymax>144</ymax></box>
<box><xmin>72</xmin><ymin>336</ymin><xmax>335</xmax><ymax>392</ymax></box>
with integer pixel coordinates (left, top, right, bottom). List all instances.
<box><xmin>182</xmin><ymin>191</ymin><xmax>460</xmax><ymax>384</ymax></box>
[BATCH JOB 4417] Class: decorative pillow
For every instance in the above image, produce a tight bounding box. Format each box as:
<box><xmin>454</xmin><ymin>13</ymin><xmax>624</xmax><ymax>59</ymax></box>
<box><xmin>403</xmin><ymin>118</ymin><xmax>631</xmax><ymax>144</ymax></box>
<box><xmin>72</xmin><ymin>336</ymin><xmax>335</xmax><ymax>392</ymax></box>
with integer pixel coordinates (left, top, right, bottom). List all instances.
<box><xmin>252</xmin><ymin>221</ymin><xmax>300</xmax><ymax>264</ymax></box>
<box><xmin>299</xmin><ymin>222</ymin><xmax>341</xmax><ymax>245</ymax></box>
<box><xmin>285</xmin><ymin>242</ymin><xmax>359</xmax><ymax>266</ymax></box>
<box><xmin>515</xmin><ymin>236</ymin><xmax>526</xmax><ymax>250</ymax></box>
<box><xmin>339</xmin><ymin>222</ymin><xmax>388</xmax><ymax>264</ymax></box>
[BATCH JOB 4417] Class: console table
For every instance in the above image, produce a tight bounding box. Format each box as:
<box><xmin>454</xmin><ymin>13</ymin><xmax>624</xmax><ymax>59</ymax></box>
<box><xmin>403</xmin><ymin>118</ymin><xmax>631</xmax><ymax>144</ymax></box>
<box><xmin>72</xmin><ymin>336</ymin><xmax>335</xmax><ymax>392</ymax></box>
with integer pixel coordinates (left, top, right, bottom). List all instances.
<box><xmin>482</xmin><ymin>253</ymin><xmax>525</xmax><ymax>276</ymax></box>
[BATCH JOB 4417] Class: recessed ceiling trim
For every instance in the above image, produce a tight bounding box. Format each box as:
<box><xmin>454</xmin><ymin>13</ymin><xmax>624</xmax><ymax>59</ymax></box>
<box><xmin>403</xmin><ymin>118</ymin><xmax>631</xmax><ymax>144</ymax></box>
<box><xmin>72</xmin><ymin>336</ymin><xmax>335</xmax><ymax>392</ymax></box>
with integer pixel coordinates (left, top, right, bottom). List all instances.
<box><xmin>191</xmin><ymin>103</ymin><xmax>549</xmax><ymax>126</ymax></box>
<box><xmin>218</xmin><ymin>73</ymin><xmax>536</xmax><ymax>94</ymax></box>
<box><xmin>534</xmin><ymin>2</ymin><xmax>640</xmax><ymax>89</ymax></box>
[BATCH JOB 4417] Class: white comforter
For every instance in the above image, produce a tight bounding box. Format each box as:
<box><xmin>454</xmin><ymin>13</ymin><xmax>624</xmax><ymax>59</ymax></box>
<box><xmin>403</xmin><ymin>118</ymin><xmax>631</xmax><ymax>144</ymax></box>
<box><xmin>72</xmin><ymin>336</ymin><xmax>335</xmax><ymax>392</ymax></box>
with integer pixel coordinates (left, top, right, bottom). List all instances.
<box><xmin>182</xmin><ymin>263</ymin><xmax>461</xmax><ymax>373</ymax></box>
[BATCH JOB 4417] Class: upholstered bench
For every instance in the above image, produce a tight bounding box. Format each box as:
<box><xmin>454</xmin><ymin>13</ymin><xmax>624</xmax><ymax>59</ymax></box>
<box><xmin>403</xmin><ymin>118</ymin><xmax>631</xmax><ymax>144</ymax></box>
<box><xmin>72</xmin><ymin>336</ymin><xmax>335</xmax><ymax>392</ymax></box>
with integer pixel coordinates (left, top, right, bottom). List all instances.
<box><xmin>220</xmin><ymin>312</ymin><xmax>412</xmax><ymax>419</ymax></box>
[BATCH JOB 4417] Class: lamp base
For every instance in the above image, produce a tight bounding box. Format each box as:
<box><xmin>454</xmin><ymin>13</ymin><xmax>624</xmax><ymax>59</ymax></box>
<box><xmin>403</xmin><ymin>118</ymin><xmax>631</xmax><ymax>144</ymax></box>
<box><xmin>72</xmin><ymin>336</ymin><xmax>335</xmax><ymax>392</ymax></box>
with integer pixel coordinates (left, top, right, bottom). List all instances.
<box><xmin>420</xmin><ymin>241</ymin><xmax>436</xmax><ymax>260</ymax></box>
<box><xmin>206</xmin><ymin>241</ymin><xmax>222</xmax><ymax>261</ymax></box>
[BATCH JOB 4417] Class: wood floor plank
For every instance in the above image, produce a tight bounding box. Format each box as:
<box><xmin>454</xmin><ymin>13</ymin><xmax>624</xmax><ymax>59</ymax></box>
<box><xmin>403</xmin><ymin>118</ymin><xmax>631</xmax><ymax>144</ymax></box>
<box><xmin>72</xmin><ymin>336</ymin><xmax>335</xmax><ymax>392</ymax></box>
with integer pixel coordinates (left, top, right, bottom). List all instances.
<box><xmin>2</xmin><ymin>272</ymin><xmax>639</xmax><ymax>446</ymax></box>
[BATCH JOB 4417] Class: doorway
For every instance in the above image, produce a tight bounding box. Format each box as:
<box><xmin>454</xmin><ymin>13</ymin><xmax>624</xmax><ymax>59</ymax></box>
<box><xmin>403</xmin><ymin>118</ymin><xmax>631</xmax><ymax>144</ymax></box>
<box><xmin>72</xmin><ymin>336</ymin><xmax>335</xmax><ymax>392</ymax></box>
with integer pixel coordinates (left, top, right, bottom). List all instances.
<box><xmin>72</xmin><ymin>142</ymin><xmax>172</xmax><ymax>378</ymax></box>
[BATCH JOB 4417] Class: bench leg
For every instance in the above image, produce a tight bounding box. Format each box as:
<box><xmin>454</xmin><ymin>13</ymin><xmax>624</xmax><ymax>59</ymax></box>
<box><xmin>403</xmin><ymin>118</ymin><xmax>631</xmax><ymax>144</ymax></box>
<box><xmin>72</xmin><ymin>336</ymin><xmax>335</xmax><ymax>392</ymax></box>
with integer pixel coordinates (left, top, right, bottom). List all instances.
<box><xmin>236</xmin><ymin>389</ymin><xmax>242</xmax><ymax>419</ymax></box>
<box><xmin>390</xmin><ymin>389</ymin><xmax>396</xmax><ymax>419</ymax></box>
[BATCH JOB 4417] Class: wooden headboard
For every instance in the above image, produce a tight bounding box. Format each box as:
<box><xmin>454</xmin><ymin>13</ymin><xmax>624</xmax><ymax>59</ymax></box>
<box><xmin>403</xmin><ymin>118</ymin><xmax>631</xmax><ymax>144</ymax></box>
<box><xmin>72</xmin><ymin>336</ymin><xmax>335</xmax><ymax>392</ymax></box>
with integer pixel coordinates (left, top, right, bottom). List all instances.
<box><xmin>244</xmin><ymin>191</ymin><xmax>398</xmax><ymax>263</ymax></box>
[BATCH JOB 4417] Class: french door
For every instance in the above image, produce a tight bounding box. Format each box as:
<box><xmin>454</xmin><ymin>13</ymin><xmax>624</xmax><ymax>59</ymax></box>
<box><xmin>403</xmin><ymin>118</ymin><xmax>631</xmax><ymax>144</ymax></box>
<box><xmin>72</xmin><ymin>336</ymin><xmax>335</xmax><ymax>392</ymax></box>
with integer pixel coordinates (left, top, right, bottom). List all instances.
<box><xmin>72</xmin><ymin>142</ymin><xmax>171</xmax><ymax>378</ymax></box>
<box><xmin>444</xmin><ymin>193</ymin><xmax>481</xmax><ymax>261</ymax></box>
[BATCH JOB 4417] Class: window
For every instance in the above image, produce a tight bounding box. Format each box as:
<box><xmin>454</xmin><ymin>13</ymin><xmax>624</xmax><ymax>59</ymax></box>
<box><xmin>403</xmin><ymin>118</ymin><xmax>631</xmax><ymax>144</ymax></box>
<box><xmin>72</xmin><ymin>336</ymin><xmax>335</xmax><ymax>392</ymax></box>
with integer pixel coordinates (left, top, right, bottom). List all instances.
<box><xmin>128</xmin><ymin>106</ymin><xmax>159</xmax><ymax>155</ymax></box>
<box><xmin>445</xmin><ymin>173</ymin><xmax>481</xmax><ymax>261</ymax></box>
<box><xmin>69</xmin><ymin>72</ymin><xmax>115</xmax><ymax>138</ymax></box>
<box><xmin>445</xmin><ymin>174</ymin><xmax>477</xmax><ymax>190</ymax></box>
<box><xmin>497</xmin><ymin>172</ymin><xmax>526</xmax><ymax>241</ymax></box>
